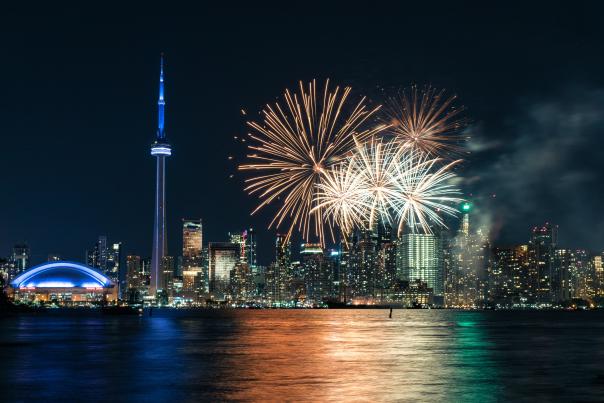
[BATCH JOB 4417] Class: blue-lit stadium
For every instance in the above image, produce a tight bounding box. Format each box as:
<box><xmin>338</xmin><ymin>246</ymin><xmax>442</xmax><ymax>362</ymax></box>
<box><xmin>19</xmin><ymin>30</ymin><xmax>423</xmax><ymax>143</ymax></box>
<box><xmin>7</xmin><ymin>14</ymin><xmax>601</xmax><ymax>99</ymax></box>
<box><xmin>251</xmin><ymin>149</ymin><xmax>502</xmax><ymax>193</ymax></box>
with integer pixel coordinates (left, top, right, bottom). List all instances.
<box><xmin>8</xmin><ymin>261</ymin><xmax>117</xmax><ymax>305</ymax></box>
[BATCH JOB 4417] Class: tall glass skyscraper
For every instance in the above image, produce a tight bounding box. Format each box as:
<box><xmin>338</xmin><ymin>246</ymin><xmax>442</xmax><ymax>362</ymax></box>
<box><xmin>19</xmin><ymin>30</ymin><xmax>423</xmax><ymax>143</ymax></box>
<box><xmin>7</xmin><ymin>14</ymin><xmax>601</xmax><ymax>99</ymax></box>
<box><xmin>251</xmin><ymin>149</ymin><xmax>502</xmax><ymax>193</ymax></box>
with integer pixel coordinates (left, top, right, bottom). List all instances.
<box><xmin>397</xmin><ymin>233</ymin><xmax>443</xmax><ymax>296</ymax></box>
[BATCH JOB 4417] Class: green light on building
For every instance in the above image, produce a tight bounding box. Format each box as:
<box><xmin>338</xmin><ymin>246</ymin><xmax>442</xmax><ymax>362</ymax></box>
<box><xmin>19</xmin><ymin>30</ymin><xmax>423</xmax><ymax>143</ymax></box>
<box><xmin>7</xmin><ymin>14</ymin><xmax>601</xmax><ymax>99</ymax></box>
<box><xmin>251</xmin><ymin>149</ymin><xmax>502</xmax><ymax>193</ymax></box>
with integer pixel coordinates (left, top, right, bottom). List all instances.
<box><xmin>461</xmin><ymin>202</ymin><xmax>472</xmax><ymax>212</ymax></box>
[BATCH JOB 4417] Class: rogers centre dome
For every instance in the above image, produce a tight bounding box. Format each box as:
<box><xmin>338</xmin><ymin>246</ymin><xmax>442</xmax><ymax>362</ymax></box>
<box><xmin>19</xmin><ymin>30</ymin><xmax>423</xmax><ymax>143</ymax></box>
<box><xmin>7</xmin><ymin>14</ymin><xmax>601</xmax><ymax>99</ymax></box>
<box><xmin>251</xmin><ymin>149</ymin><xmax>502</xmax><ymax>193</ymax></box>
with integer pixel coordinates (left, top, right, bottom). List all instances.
<box><xmin>8</xmin><ymin>261</ymin><xmax>117</xmax><ymax>304</ymax></box>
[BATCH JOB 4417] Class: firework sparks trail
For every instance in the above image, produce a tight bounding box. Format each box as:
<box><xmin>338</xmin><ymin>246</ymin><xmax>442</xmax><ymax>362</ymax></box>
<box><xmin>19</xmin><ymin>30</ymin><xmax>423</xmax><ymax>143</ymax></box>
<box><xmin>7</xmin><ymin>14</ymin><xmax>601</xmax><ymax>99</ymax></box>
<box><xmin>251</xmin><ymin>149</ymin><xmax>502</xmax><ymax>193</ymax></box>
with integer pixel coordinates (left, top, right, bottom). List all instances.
<box><xmin>239</xmin><ymin>79</ymin><xmax>386</xmax><ymax>244</ymax></box>
<box><xmin>343</xmin><ymin>138</ymin><xmax>400</xmax><ymax>228</ymax></box>
<box><xmin>314</xmin><ymin>160</ymin><xmax>369</xmax><ymax>236</ymax></box>
<box><xmin>385</xmin><ymin>86</ymin><xmax>467</xmax><ymax>158</ymax></box>
<box><xmin>389</xmin><ymin>152</ymin><xmax>463</xmax><ymax>235</ymax></box>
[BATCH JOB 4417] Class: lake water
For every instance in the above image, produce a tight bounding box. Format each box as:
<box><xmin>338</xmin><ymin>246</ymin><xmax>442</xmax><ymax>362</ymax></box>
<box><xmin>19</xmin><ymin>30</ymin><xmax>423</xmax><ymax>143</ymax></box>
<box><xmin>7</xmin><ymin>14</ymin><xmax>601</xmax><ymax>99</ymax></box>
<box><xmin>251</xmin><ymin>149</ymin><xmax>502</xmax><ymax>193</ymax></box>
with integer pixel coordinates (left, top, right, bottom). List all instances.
<box><xmin>1</xmin><ymin>310</ymin><xmax>604</xmax><ymax>402</ymax></box>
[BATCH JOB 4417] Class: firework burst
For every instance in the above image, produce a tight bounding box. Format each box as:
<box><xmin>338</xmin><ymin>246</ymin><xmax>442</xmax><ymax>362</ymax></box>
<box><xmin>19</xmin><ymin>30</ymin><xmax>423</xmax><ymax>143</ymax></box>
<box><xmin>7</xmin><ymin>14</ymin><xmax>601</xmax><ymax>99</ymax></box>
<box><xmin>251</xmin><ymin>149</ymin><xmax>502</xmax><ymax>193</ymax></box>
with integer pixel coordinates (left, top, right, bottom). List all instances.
<box><xmin>314</xmin><ymin>139</ymin><xmax>463</xmax><ymax>237</ymax></box>
<box><xmin>314</xmin><ymin>138</ymin><xmax>400</xmax><ymax>235</ymax></box>
<box><xmin>239</xmin><ymin>79</ymin><xmax>386</xmax><ymax>244</ymax></box>
<box><xmin>314</xmin><ymin>160</ymin><xmax>369</xmax><ymax>235</ymax></box>
<box><xmin>389</xmin><ymin>153</ymin><xmax>463</xmax><ymax>235</ymax></box>
<box><xmin>385</xmin><ymin>86</ymin><xmax>467</xmax><ymax>158</ymax></box>
<box><xmin>344</xmin><ymin>138</ymin><xmax>400</xmax><ymax>228</ymax></box>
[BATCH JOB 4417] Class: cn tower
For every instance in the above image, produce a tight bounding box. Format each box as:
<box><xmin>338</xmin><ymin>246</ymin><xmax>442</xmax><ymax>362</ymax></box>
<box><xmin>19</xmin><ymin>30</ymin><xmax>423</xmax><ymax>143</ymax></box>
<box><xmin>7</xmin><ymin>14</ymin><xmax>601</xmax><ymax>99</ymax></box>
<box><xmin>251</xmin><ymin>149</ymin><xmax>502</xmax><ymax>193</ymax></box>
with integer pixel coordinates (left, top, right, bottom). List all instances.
<box><xmin>150</xmin><ymin>54</ymin><xmax>171</xmax><ymax>297</ymax></box>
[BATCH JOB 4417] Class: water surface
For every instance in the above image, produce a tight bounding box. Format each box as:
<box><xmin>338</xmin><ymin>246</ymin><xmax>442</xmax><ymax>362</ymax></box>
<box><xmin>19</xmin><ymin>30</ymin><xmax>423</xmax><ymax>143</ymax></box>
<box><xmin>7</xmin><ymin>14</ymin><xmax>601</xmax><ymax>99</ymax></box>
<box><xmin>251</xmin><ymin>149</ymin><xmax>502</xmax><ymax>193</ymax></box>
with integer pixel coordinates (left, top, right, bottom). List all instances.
<box><xmin>1</xmin><ymin>310</ymin><xmax>603</xmax><ymax>401</ymax></box>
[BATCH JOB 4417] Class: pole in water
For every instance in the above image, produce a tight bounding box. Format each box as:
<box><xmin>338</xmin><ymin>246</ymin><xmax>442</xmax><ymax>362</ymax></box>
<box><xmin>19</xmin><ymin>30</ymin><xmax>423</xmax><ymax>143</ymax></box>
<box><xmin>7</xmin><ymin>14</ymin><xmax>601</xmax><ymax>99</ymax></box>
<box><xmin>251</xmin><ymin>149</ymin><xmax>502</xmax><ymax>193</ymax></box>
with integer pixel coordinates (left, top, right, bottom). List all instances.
<box><xmin>389</xmin><ymin>307</ymin><xmax>393</xmax><ymax>318</ymax></box>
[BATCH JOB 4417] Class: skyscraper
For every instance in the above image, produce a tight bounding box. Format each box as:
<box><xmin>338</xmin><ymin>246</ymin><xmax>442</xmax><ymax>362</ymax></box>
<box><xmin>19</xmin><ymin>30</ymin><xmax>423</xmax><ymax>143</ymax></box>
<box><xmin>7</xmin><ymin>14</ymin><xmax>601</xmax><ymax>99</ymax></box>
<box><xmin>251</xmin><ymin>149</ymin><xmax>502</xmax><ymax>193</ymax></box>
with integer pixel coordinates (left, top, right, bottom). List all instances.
<box><xmin>150</xmin><ymin>55</ymin><xmax>172</xmax><ymax>297</ymax></box>
<box><xmin>488</xmin><ymin>247</ymin><xmax>519</xmax><ymax>306</ymax></box>
<box><xmin>300</xmin><ymin>243</ymin><xmax>328</xmax><ymax>305</ymax></box>
<box><xmin>445</xmin><ymin>202</ymin><xmax>489</xmax><ymax>307</ymax></box>
<box><xmin>229</xmin><ymin>231</ymin><xmax>246</xmax><ymax>262</ymax></box>
<box><xmin>126</xmin><ymin>255</ymin><xmax>142</xmax><ymax>290</ymax></box>
<box><xmin>182</xmin><ymin>219</ymin><xmax>204</xmax><ymax>297</ymax></box>
<box><xmin>86</xmin><ymin>236</ymin><xmax>107</xmax><ymax>272</ymax></box>
<box><xmin>552</xmin><ymin>248</ymin><xmax>572</xmax><ymax>302</ymax></box>
<box><xmin>11</xmin><ymin>244</ymin><xmax>29</xmax><ymax>280</ymax></box>
<box><xmin>243</xmin><ymin>228</ymin><xmax>257</xmax><ymax>267</ymax></box>
<box><xmin>183</xmin><ymin>219</ymin><xmax>203</xmax><ymax>257</ymax></box>
<box><xmin>397</xmin><ymin>233</ymin><xmax>444</xmax><ymax>297</ymax></box>
<box><xmin>349</xmin><ymin>228</ymin><xmax>378</xmax><ymax>299</ymax></box>
<box><xmin>266</xmin><ymin>234</ymin><xmax>291</xmax><ymax>305</ymax></box>
<box><xmin>571</xmin><ymin>249</ymin><xmax>594</xmax><ymax>300</ymax></box>
<box><xmin>208</xmin><ymin>242</ymin><xmax>240</xmax><ymax>300</ymax></box>
<box><xmin>107</xmin><ymin>242</ymin><xmax>122</xmax><ymax>294</ymax></box>
<box><xmin>528</xmin><ymin>223</ymin><xmax>557</xmax><ymax>304</ymax></box>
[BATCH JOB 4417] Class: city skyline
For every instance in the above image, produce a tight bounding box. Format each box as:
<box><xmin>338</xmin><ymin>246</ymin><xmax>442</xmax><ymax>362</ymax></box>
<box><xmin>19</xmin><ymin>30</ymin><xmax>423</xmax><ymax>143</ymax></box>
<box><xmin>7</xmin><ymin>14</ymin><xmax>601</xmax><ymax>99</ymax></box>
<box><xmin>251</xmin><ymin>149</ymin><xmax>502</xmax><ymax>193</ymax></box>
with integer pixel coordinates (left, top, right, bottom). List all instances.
<box><xmin>2</xmin><ymin>5</ymin><xmax>604</xmax><ymax>264</ymax></box>
<box><xmin>8</xmin><ymin>206</ymin><xmax>603</xmax><ymax>309</ymax></box>
<box><xmin>2</xmin><ymin>6</ymin><xmax>604</xmax><ymax>402</ymax></box>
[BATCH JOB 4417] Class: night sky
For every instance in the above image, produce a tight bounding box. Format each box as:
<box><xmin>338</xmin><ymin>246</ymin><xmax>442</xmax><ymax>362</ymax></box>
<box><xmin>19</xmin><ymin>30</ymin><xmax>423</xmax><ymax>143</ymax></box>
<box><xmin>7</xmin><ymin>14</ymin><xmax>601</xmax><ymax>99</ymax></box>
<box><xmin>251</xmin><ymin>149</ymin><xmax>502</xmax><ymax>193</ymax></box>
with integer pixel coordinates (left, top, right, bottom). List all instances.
<box><xmin>2</xmin><ymin>3</ymin><xmax>603</xmax><ymax>265</ymax></box>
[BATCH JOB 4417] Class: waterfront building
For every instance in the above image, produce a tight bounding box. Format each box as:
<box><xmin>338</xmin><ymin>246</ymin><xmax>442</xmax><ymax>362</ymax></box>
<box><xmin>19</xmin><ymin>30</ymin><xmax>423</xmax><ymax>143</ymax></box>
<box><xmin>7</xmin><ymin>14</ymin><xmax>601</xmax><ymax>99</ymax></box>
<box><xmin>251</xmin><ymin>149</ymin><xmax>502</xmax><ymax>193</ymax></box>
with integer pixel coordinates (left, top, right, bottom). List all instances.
<box><xmin>125</xmin><ymin>255</ymin><xmax>143</xmax><ymax>303</ymax></box>
<box><xmin>8</xmin><ymin>261</ymin><xmax>117</xmax><ymax>305</ymax></box>
<box><xmin>150</xmin><ymin>55</ymin><xmax>172</xmax><ymax>297</ymax></box>
<box><xmin>265</xmin><ymin>234</ymin><xmax>291</xmax><ymax>305</ymax></box>
<box><xmin>348</xmin><ymin>228</ymin><xmax>378</xmax><ymax>300</ymax></box>
<box><xmin>337</xmin><ymin>243</ymin><xmax>350</xmax><ymax>302</ymax></box>
<box><xmin>126</xmin><ymin>255</ymin><xmax>142</xmax><ymax>287</ymax></box>
<box><xmin>513</xmin><ymin>245</ymin><xmax>531</xmax><ymax>302</ymax></box>
<box><xmin>182</xmin><ymin>269</ymin><xmax>202</xmax><ymax>301</ymax></box>
<box><xmin>300</xmin><ymin>243</ymin><xmax>328</xmax><ymax>305</ymax></box>
<box><xmin>571</xmin><ymin>250</ymin><xmax>594</xmax><ymax>300</ymax></box>
<box><xmin>488</xmin><ymin>247</ymin><xmax>519</xmax><ymax>306</ymax></box>
<box><xmin>161</xmin><ymin>255</ymin><xmax>175</xmax><ymax>303</ymax></box>
<box><xmin>528</xmin><ymin>223</ymin><xmax>558</xmax><ymax>304</ymax></box>
<box><xmin>325</xmin><ymin>248</ymin><xmax>344</xmax><ymax>301</ymax></box>
<box><xmin>229</xmin><ymin>262</ymin><xmax>254</xmax><ymax>302</ymax></box>
<box><xmin>552</xmin><ymin>248</ymin><xmax>572</xmax><ymax>302</ymax></box>
<box><xmin>390</xmin><ymin>279</ymin><xmax>434</xmax><ymax>307</ymax></box>
<box><xmin>376</xmin><ymin>241</ymin><xmax>397</xmax><ymax>300</ymax></box>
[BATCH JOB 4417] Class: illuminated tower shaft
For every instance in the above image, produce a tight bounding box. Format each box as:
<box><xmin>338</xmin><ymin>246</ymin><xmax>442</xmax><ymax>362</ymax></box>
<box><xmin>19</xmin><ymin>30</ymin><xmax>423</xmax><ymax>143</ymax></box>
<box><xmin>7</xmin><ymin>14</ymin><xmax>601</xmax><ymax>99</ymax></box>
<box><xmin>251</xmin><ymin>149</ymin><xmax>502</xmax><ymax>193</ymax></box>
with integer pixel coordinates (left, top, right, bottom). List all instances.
<box><xmin>150</xmin><ymin>55</ymin><xmax>171</xmax><ymax>296</ymax></box>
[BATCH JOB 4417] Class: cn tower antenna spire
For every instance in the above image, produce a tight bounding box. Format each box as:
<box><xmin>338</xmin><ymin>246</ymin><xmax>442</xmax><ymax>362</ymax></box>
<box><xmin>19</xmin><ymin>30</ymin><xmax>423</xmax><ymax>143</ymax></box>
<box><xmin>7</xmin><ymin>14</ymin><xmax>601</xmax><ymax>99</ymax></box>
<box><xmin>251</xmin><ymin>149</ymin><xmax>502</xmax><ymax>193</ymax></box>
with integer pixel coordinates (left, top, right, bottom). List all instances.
<box><xmin>157</xmin><ymin>53</ymin><xmax>166</xmax><ymax>140</ymax></box>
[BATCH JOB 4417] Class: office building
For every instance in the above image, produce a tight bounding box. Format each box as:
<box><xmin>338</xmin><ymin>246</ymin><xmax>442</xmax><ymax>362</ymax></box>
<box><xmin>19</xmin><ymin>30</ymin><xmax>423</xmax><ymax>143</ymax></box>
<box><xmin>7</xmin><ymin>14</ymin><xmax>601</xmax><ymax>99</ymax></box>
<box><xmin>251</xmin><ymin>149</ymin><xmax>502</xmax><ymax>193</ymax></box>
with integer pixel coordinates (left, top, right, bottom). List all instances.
<box><xmin>208</xmin><ymin>242</ymin><xmax>240</xmax><ymax>300</ymax></box>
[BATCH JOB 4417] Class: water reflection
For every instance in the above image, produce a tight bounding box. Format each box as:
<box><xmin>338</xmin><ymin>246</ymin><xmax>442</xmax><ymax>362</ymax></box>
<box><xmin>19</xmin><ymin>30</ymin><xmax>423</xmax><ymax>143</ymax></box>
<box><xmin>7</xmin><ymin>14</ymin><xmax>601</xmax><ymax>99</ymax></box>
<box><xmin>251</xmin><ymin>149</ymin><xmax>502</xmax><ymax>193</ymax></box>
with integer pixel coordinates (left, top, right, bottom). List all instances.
<box><xmin>1</xmin><ymin>310</ymin><xmax>604</xmax><ymax>401</ymax></box>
